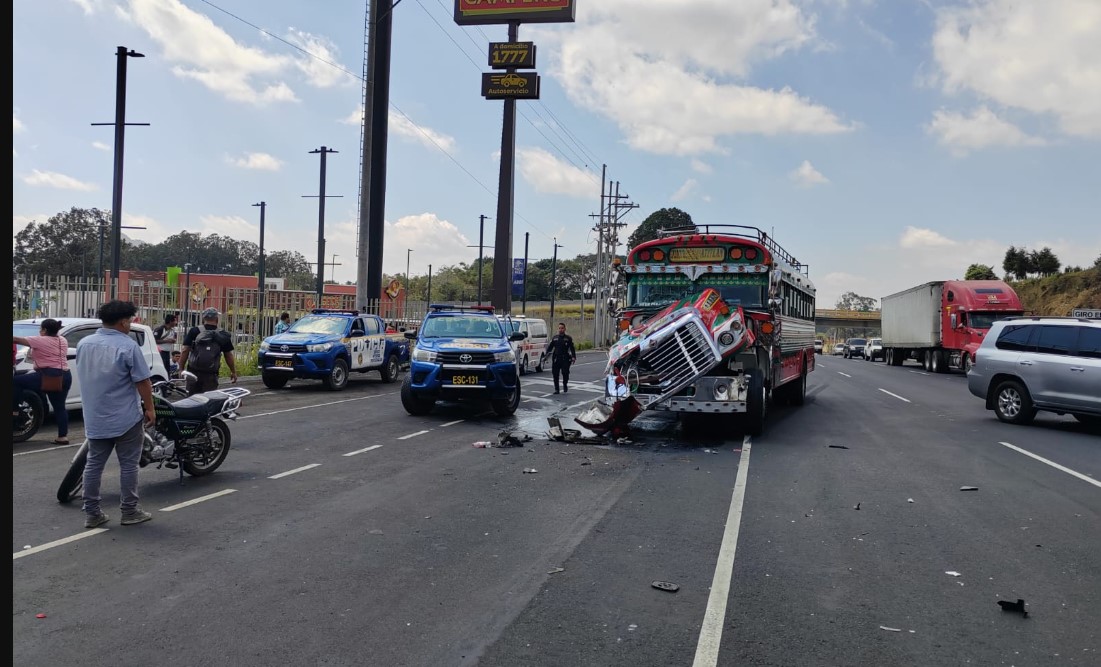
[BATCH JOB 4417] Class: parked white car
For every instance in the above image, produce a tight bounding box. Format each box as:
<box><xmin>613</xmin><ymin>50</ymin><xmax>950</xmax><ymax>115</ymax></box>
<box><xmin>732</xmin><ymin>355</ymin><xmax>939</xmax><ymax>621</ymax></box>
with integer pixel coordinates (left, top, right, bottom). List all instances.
<box><xmin>865</xmin><ymin>338</ymin><xmax>884</xmax><ymax>361</ymax></box>
<box><xmin>13</xmin><ymin>317</ymin><xmax>171</xmax><ymax>412</ymax></box>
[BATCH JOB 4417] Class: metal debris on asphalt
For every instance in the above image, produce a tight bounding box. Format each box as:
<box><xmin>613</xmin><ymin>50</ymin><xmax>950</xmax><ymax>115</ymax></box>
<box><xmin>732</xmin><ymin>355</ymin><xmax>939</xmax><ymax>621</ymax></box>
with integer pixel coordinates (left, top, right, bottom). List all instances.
<box><xmin>879</xmin><ymin>626</ymin><xmax>902</xmax><ymax>632</ymax></box>
<box><xmin>828</xmin><ymin>445</ymin><xmax>850</xmax><ymax>449</ymax></box>
<box><xmin>522</xmin><ymin>468</ymin><xmax>538</xmax><ymax>474</ymax></box>
<box><xmin>854</xmin><ymin>503</ymin><xmax>861</xmax><ymax>510</ymax></box>
<box><xmin>651</xmin><ymin>581</ymin><xmax>679</xmax><ymax>593</ymax></box>
<box><xmin>960</xmin><ymin>486</ymin><xmax>979</xmax><ymax>491</ymax></box>
<box><xmin>548</xmin><ymin>567</ymin><xmax>565</xmax><ymax>575</ymax></box>
<box><xmin>945</xmin><ymin>571</ymin><xmax>962</xmax><ymax>577</ymax></box>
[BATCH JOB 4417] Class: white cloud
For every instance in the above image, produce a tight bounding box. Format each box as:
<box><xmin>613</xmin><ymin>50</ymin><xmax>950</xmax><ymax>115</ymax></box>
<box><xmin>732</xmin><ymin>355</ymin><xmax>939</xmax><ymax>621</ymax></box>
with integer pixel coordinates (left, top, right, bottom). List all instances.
<box><xmin>671</xmin><ymin>178</ymin><xmax>699</xmax><ymax>202</ymax></box>
<box><xmin>21</xmin><ymin>169</ymin><xmax>97</xmax><ymax>191</ymax></box>
<box><xmin>13</xmin><ymin>113</ymin><xmax>25</xmax><ymax>133</ymax></box>
<box><xmin>92</xmin><ymin>141</ymin><xmax>111</xmax><ymax>152</ymax></box>
<box><xmin>789</xmin><ymin>160</ymin><xmax>829</xmax><ymax>187</ymax></box>
<box><xmin>118</xmin><ymin>213</ymin><xmax>174</xmax><ymax>245</ymax></box>
<box><xmin>690</xmin><ymin>158</ymin><xmax>713</xmax><ymax>174</ymax></box>
<box><xmin>926</xmin><ymin>106</ymin><xmax>1046</xmax><ymax>156</ymax></box>
<box><xmin>517</xmin><ymin>147</ymin><xmax>597</xmax><ymax>199</ymax></box>
<box><xmin>932</xmin><ymin>0</ymin><xmax>1101</xmax><ymax>137</ymax></box>
<box><xmin>124</xmin><ymin>0</ymin><xmax>300</xmax><ymax>105</ymax></box>
<box><xmin>226</xmin><ymin>152</ymin><xmax>283</xmax><ymax>171</ymax></box>
<box><xmin>388</xmin><ymin>110</ymin><xmax>457</xmax><ymax>153</ymax></box>
<box><xmin>68</xmin><ymin>0</ymin><xmax>99</xmax><ymax>15</ymax></box>
<box><xmin>383</xmin><ymin>213</ymin><xmax>475</xmax><ymax>277</ymax></box>
<box><xmin>546</xmin><ymin>0</ymin><xmax>853</xmax><ymax>156</ymax></box>
<box><xmin>899</xmin><ymin>226</ymin><xmax>956</xmax><ymax>248</ymax></box>
<box><xmin>195</xmin><ymin>214</ymin><xmax>258</xmax><ymax>241</ymax></box>
<box><xmin>286</xmin><ymin>29</ymin><xmax>355</xmax><ymax>89</ymax></box>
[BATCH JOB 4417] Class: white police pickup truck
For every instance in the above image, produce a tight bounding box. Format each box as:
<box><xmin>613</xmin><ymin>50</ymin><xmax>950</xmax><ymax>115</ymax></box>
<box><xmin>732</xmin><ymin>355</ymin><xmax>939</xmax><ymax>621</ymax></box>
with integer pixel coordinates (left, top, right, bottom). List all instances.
<box><xmin>258</xmin><ymin>309</ymin><xmax>410</xmax><ymax>390</ymax></box>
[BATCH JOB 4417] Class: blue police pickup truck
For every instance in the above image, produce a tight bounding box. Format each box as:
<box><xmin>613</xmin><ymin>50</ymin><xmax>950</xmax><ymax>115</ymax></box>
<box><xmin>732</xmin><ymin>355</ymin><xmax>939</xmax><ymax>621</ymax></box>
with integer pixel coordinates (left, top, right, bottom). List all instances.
<box><xmin>401</xmin><ymin>304</ymin><xmax>526</xmax><ymax>416</ymax></box>
<box><xmin>258</xmin><ymin>309</ymin><xmax>410</xmax><ymax>391</ymax></box>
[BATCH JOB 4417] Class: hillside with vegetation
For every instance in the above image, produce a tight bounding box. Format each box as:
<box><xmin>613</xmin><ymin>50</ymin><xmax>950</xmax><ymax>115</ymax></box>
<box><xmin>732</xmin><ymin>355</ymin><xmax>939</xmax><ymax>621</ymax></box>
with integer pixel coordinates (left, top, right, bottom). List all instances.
<box><xmin>1010</xmin><ymin>266</ymin><xmax>1101</xmax><ymax>316</ymax></box>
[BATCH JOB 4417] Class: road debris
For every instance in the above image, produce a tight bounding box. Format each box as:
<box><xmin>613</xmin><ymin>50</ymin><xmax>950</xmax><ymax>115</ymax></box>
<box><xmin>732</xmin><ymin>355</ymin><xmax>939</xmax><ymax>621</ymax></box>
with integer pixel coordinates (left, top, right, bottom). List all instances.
<box><xmin>907</xmin><ymin>498</ymin><xmax>915</xmax><ymax>503</ymax></box>
<box><xmin>368</xmin><ymin>529</ymin><xmax>384</xmax><ymax>535</ymax></box>
<box><xmin>997</xmin><ymin>599</ymin><xmax>1029</xmax><ymax>617</ymax></box>
<box><xmin>828</xmin><ymin>445</ymin><xmax>849</xmax><ymax>449</ymax></box>
<box><xmin>548</xmin><ymin>567</ymin><xmax>565</xmax><ymax>575</ymax></box>
<box><xmin>879</xmin><ymin>626</ymin><xmax>902</xmax><ymax>632</ymax></box>
<box><xmin>35</xmin><ymin>613</ymin><xmax>47</xmax><ymax>619</ymax></box>
<box><xmin>472</xmin><ymin>441</ymin><xmax>490</xmax><ymax>448</ymax></box>
<box><xmin>651</xmin><ymin>581</ymin><xmax>679</xmax><ymax>593</ymax></box>
<box><xmin>522</xmin><ymin>468</ymin><xmax>538</xmax><ymax>474</ymax></box>
<box><xmin>960</xmin><ymin>486</ymin><xmax>979</xmax><ymax>491</ymax></box>
<box><xmin>945</xmin><ymin>571</ymin><xmax>962</xmax><ymax>577</ymax></box>
<box><xmin>854</xmin><ymin>503</ymin><xmax>861</xmax><ymax>510</ymax></box>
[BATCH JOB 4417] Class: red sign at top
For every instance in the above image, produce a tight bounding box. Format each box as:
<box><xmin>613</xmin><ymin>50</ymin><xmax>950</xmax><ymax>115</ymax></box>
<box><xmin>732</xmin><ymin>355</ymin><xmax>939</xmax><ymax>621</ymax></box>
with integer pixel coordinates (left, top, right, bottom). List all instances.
<box><xmin>454</xmin><ymin>0</ymin><xmax>576</xmax><ymax>26</ymax></box>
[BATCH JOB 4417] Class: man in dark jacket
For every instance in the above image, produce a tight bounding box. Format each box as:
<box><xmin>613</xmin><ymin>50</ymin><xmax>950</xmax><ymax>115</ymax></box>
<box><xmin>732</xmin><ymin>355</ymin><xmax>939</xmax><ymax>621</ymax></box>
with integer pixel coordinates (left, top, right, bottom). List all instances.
<box><xmin>179</xmin><ymin>308</ymin><xmax>237</xmax><ymax>395</ymax></box>
<box><xmin>544</xmin><ymin>322</ymin><xmax>577</xmax><ymax>394</ymax></box>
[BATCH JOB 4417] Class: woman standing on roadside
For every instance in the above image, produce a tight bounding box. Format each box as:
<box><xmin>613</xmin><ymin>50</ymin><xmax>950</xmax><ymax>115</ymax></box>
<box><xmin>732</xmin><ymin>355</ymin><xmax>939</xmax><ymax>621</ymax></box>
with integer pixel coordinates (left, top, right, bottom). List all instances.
<box><xmin>13</xmin><ymin>318</ymin><xmax>73</xmax><ymax>444</ymax></box>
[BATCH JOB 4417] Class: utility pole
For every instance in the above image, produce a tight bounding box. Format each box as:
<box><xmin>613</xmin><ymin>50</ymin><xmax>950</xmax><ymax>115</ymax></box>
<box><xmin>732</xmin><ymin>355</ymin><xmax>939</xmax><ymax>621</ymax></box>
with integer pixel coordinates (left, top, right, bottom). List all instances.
<box><xmin>405</xmin><ymin>248</ymin><xmax>413</xmax><ymax>299</ymax></box>
<box><xmin>522</xmin><ymin>231</ymin><xmax>529</xmax><ymax>315</ymax></box>
<box><xmin>92</xmin><ymin>46</ymin><xmax>148</xmax><ymax>299</ymax></box>
<box><xmin>253</xmin><ymin>201</ymin><xmax>266</xmax><ymax>320</ymax></box>
<box><xmin>306</xmin><ymin>146</ymin><xmax>340</xmax><ymax>308</ymax></box>
<box><xmin>549</xmin><ymin>238</ymin><xmax>563</xmax><ymax>322</ymax></box>
<box><xmin>357</xmin><ymin>0</ymin><xmax>396</xmax><ymax>312</ymax></box>
<box><xmin>426</xmin><ymin>264</ymin><xmax>432</xmax><ymax>303</ymax></box>
<box><xmin>183</xmin><ymin>262</ymin><xmax>194</xmax><ymax>330</ymax></box>
<box><xmin>467</xmin><ymin>214</ymin><xmax>490</xmax><ymax>305</ymax></box>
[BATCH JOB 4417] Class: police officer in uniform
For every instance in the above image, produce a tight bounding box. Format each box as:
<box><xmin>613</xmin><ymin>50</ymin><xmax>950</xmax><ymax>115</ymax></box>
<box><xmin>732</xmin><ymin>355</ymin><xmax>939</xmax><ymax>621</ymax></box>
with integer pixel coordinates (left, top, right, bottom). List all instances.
<box><xmin>545</xmin><ymin>322</ymin><xmax>577</xmax><ymax>394</ymax></box>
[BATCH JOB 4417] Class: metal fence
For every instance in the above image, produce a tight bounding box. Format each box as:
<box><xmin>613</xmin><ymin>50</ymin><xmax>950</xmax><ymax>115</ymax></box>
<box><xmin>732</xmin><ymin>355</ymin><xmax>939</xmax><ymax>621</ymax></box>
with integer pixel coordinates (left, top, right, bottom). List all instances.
<box><xmin>12</xmin><ymin>275</ymin><xmax>429</xmax><ymax>341</ymax></box>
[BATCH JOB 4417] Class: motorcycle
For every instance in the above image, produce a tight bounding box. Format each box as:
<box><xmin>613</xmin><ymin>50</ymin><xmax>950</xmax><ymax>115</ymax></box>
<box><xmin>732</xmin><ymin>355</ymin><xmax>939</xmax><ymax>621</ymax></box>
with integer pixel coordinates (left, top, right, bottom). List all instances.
<box><xmin>57</xmin><ymin>373</ymin><xmax>250</xmax><ymax>504</ymax></box>
<box><xmin>13</xmin><ymin>370</ymin><xmax>45</xmax><ymax>444</ymax></box>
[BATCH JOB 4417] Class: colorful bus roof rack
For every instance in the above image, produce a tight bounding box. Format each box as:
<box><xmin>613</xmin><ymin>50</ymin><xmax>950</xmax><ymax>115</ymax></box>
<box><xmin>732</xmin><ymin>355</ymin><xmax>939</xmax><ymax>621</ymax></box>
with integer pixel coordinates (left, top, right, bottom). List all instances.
<box><xmin>657</xmin><ymin>224</ymin><xmax>808</xmax><ymax>276</ymax></box>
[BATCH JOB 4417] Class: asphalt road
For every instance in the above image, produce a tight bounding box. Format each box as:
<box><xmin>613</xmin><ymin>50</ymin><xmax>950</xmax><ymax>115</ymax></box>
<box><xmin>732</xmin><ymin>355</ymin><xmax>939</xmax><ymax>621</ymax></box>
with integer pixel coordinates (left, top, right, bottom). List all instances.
<box><xmin>12</xmin><ymin>351</ymin><xmax>1100</xmax><ymax>666</ymax></box>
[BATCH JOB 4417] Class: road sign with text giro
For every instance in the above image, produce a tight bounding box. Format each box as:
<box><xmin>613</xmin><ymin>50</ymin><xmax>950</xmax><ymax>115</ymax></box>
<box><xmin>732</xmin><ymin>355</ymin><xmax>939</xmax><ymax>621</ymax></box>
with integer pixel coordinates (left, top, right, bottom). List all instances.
<box><xmin>482</xmin><ymin>72</ymin><xmax>540</xmax><ymax>99</ymax></box>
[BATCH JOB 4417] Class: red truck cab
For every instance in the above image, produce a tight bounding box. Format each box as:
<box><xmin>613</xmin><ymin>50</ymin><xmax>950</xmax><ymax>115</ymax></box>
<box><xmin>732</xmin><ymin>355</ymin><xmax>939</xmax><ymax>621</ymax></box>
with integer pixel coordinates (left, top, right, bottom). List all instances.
<box><xmin>941</xmin><ymin>280</ymin><xmax>1023</xmax><ymax>371</ymax></box>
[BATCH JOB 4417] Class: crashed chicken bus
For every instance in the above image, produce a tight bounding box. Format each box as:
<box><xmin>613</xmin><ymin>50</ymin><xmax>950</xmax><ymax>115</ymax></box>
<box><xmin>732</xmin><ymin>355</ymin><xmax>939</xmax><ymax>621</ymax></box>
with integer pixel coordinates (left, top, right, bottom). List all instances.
<box><xmin>578</xmin><ymin>225</ymin><xmax>816</xmax><ymax>437</ymax></box>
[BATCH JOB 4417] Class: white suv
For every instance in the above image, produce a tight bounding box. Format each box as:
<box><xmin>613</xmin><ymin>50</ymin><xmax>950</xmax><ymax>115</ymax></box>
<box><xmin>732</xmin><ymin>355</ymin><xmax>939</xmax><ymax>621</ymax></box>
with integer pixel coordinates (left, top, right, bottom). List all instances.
<box><xmin>13</xmin><ymin>317</ymin><xmax>171</xmax><ymax>412</ymax></box>
<box><xmin>967</xmin><ymin>317</ymin><xmax>1101</xmax><ymax>426</ymax></box>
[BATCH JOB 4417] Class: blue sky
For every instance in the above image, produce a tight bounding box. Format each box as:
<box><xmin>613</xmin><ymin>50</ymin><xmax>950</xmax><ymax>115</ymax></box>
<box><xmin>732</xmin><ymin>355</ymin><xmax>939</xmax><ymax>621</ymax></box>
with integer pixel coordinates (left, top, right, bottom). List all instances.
<box><xmin>13</xmin><ymin>0</ymin><xmax>1101</xmax><ymax>308</ymax></box>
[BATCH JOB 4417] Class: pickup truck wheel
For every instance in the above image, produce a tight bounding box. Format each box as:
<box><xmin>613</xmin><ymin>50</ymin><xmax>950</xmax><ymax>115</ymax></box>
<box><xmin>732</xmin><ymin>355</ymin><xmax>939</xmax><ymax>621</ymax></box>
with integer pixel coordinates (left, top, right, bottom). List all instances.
<box><xmin>492</xmin><ymin>384</ymin><xmax>521</xmax><ymax>417</ymax></box>
<box><xmin>744</xmin><ymin>368</ymin><xmax>766</xmax><ymax>436</ymax></box>
<box><xmin>323</xmin><ymin>359</ymin><xmax>349</xmax><ymax>391</ymax></box>
<box><xmin>993</xmin><ymin>380</ymin><xmax>1036</xmax><ymax>425</ymax></box>
<box><xmin>400</xmin><ymin>376</ymin><xmax>434</xmax><ymax>415</ymax></box>
<box><xmin>380</xmin><ymin>354</ymin><xmax>400</xmax><ymax>383</ymax></box>
<box><xmin>262</xmin><ymin>372</ymin><xmax>289</xmax><ymax>389</ymax></box>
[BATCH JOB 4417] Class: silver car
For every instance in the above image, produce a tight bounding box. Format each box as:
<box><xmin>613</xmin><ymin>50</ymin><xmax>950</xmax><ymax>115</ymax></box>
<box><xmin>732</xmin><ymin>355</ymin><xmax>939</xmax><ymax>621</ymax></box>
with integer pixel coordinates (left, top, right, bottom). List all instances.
<box><xmin>967</xmin><ymin>317</ymin><xmax>1101</xmax><ymax>426</ymax></box>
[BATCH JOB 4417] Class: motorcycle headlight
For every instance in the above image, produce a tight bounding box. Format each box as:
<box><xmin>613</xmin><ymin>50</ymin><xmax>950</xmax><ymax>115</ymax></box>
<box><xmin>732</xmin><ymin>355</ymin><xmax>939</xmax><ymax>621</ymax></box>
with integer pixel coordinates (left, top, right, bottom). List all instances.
<box><xmin>307</xmin><ymin>342</ymin><xmax>333</xmax><ymax>352</ymax></box>
<box><xmin>495</xmin><ymin>349</ymin><xmax>516</xmax><ymax>363</ymax></box>
<box><xmin>412</xmin><ymin>347</ymin><xmax>437</xmax><ymax>363</ymax></box>
<box><xmin>260</xmin><ymin>341</ymin><xmax>270</xmax><ymax>352</ymax></box>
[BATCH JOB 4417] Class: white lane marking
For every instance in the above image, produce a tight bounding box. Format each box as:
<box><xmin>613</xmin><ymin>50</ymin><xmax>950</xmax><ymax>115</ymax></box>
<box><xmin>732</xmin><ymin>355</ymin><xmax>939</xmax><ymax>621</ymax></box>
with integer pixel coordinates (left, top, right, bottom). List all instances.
<box><xmin>398</xmin><ymin>430</ymin><xmax>431</xmax><ymax>440</ymax></box>
<box><xmin>573</xmin><ymin>360</ymin><xmax>606</xmax><ymax>366</ymax></box>
<box><xmin>269</xmin><ymin>464</ymin><xmax>321</xmax><ymax>479</ymax></box>
<box><xmin>878</xmin><ymin>388</ymin><xmax>912</xmax><ymax>403</ymax></box>
<box><xmin>837</xmin><ymin>372</ymin><xmax>851</xmax><ymax>378</ymax></box>
<box><xmin>440</xmin><ymin>420</ymin><xmax>465</xmax><ymax>428</ymax></box>
<box><xmin>540</xmin><ymin>392</ymin><xmax>555</xmax><ymax>398</ymax></box>
<box><xmin>343</xmin><ymin>444</ymin><xmax>384</xmax><ymax>457</ymax></box>
<box><xmin>14</xmin><ymin>529</ymin><xmax>107</xmax><ymax>560</ymax></box>
<box><xmin>239</xmin><ymin>392</ymin><xmax>395</xmax><ymax>420</ymax></box>
<box><xmin>908</xmin><ymin>370</ymin><xmax>930</xmax><ymax>376</ymax></box>
<box><xmin>693</xmin><ymin>436</ymin><xmax>753</xmax><ymax>667</ymax></box>
<box><xmin>160</xmin><ymin>489</ymin><xmax>237</xmax><ymax>512</ymax></box>
<box><xmin>13</xmin><ymin>442</ymin><xmax>80</xmax><ymax>457</ymax></box>
<box><xmin>998</xmin><ymin>441</ymin><xmax>1101</xmax><ymax>489</ymax></box>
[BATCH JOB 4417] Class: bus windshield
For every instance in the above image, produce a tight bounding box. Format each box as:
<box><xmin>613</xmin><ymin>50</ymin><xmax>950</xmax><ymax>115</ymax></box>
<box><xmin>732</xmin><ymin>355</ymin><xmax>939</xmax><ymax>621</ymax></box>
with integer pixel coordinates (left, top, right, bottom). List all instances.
<box><xmin>628</xmin><ymin>278</ymin><xmax>766</xmax><ymax>309</ymax></box>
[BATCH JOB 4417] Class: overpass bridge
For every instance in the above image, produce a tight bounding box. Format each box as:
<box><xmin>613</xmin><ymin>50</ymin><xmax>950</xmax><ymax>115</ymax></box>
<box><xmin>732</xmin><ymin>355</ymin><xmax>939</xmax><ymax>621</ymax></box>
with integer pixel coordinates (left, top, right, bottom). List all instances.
<box><xmin>814</xmin><ymin>309</ymin><xmax>881</xmax><ymax>329</ymax></box>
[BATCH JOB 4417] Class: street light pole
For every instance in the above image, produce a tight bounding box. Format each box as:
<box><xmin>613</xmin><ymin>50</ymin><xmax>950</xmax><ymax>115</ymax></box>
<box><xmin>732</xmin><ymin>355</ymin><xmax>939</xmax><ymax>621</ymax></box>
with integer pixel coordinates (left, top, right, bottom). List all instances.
<box><xmin>550</xmin><ymin>239</ymin><xmax>563</xmax><ymax>322</ymax></box>
<box><xmin>406</xmin><ymin>248</ymin><xmax>413</xmax><ymax>307</ymax></box>
<box><xmin>522</xmin><ymin>231</ymin><xmax>529</xmax><ymax>315</ymax></box>
<box><xmin>426</xmin><ymin>264</ymin><xmax>433</xmax><ymax>303</ymax></box>
<box><xmin>253</xmin><ymin>201</ymin><xmax>266</xmax><ymax>322</ymax></box>
<box><xmin>466</xmin><ymin>214</ymin><xmax>489</xmax><ymax>305</ymax></box>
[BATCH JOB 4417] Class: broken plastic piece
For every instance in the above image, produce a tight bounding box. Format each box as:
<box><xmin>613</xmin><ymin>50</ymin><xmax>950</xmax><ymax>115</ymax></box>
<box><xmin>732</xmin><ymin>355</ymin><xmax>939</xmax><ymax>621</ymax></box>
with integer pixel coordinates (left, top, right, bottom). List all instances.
<box><xmin>548</xmin><ymin>567</ymin><xmax>565</xmax><ymax>575</ymax></box>
<box><xmin>960</xmin><ymin>486</ymin><xmax>979</xmax><ymax>491</ymax></box>
<box><xmin>997</xmin><ymin>599</ymin><xmax>1028</xmax><ymax>617</ymax></box>
<box><xmin>651</xmin><ymin>581</ymin><xmax>679</xmax><ymax>593</ymax></box>
<box><xmin>945</xmin><ymin>571</ymin><xmax>962</xmax><ymax>577</ymax></box>
<box><xmin>472</xmin><ymin>441</ymin><xmax>490</xmax><ymax>448</ymax></box>
<box><xmin>879</xmin><ymin>626</ymin><xmax>902</xmax><ymax>632</ymax></box>
<box><xmin>522</xmin><ymin>468</ymin><xmax>538</xmax><ymax>474</ymax></box>
<box><xmin>35</xmin><ymin>613</ymin><xmax>47</xmax><ymax>619</ymax></box>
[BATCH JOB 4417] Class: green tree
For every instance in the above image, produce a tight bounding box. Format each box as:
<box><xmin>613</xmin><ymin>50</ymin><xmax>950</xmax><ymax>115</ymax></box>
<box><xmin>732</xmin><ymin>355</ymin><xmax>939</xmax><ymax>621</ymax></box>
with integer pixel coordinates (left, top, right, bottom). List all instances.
<box><xmin>626</xmin><ymin>207</ymin><xmax>695</xmax><ymax>250</ymax></box>
<box><xmin>14</xmin><ymin>207</ymin><xmax>108</xmax><ymax>276</ymax></box>
<box><xmin>964</xmin><ymin>263</ymin><xmax>997</xmax><ymax>280</ymax></box>
<box><xmin>835</xmin><ymin>291</ymin><xmax>878</xmax><ymax>312</ymax></box>
<box><xmin>1003</xmin><ymin>246</ymin><xmax>1031</xmax><ymax>280</ymax></box>
<box><xmin>1030</xmin><ymin>247</ymin><xmax>1060</xmax><ymax>276</ymax></box>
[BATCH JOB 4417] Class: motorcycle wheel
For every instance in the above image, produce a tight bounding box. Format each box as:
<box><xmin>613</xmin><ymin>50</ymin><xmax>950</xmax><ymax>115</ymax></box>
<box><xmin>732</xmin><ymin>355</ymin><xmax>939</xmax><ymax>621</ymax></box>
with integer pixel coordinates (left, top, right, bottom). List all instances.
<box><xmin>182</xmin><ymin>418</ymin><xmax>232</xmax><ymax>477</ymax></box>
<box><xmin>14</xmin><ymin>392</ymin><xmax>45</xmax><ymax>444</ymax></box>
<box><xmin>57</xmin><ymin>443</ymin><xmax>89</xmax><ymax>504</ymax></box>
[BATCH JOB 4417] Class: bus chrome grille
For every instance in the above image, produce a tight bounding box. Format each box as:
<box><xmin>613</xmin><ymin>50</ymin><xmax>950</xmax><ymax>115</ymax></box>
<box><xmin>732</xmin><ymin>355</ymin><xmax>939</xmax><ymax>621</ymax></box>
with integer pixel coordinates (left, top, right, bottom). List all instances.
<box><xmin>637</xmin><ymin>312</ymin><xmax>722</xmax><ymax>406</ymax></box>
